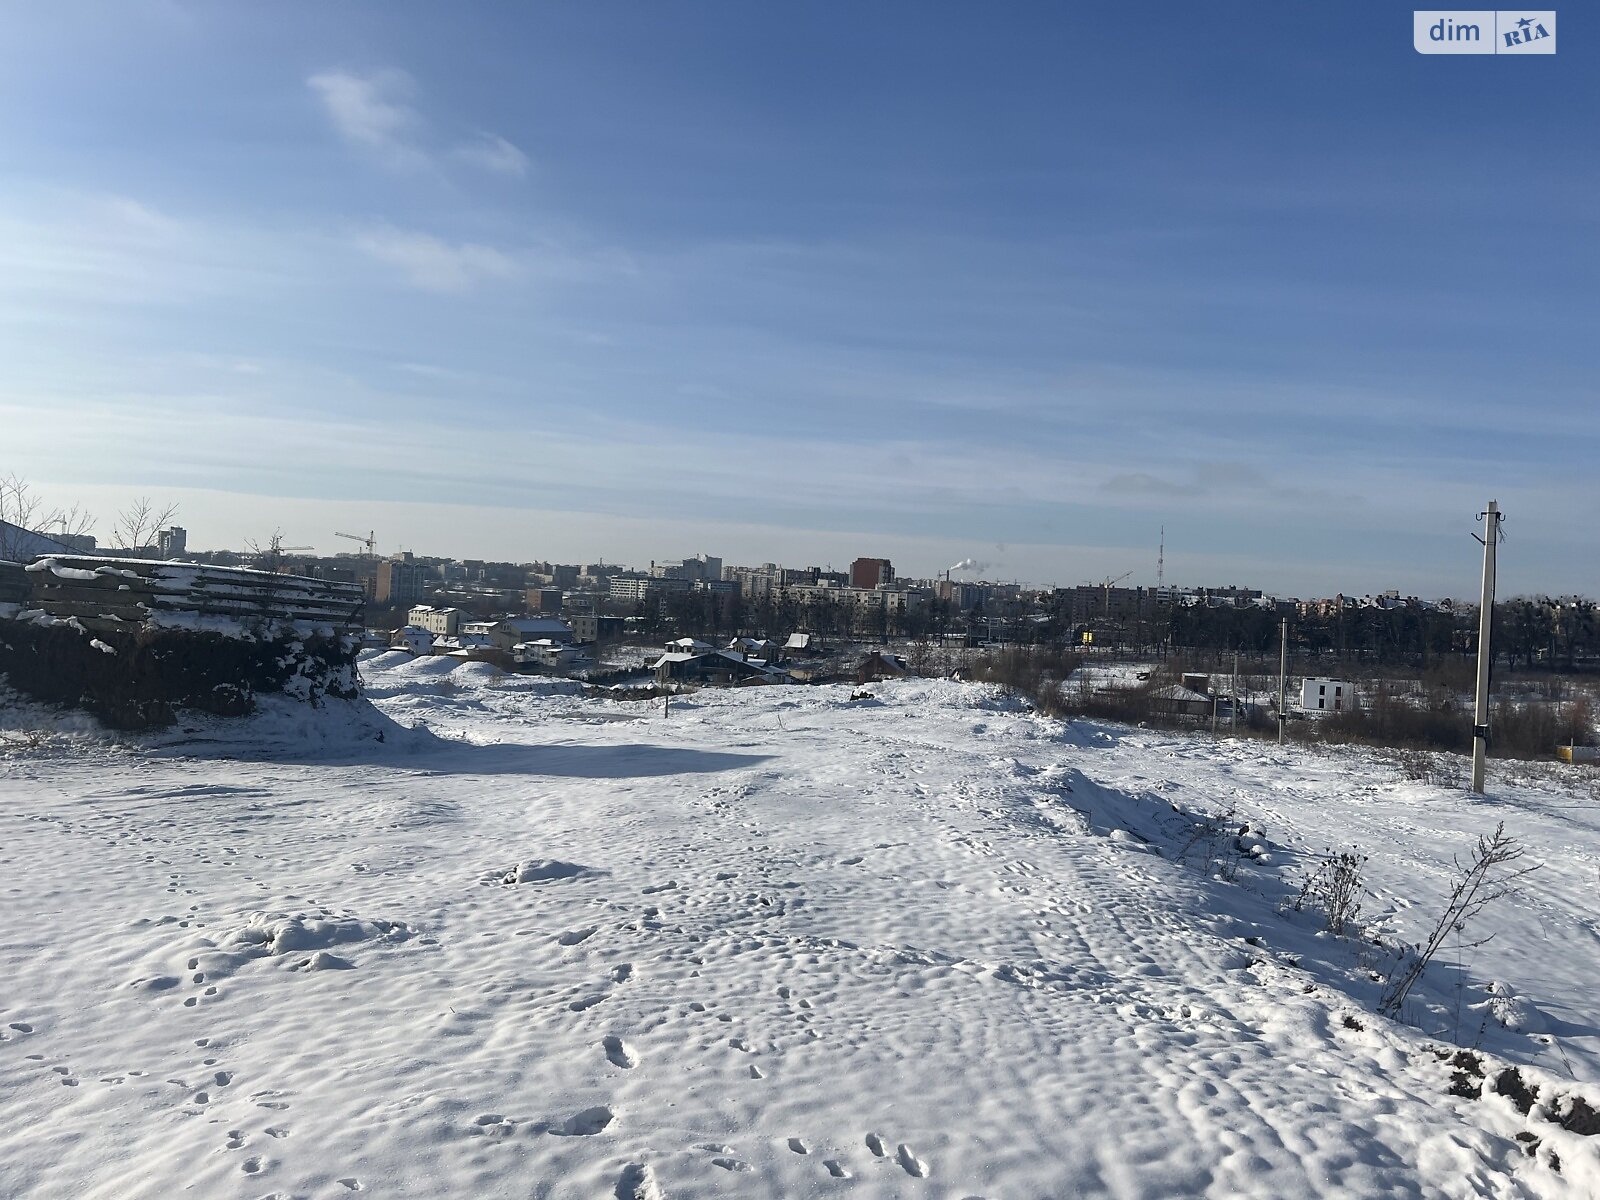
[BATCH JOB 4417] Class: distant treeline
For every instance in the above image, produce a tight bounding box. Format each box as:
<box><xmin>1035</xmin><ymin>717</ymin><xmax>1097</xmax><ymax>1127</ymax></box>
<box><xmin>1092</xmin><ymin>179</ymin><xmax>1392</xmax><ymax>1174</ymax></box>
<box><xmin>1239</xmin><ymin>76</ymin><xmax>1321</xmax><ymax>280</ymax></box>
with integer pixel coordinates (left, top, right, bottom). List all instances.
<box><xmin>965</xmin><ymin>647</ymin><xmax>1598</xmax><ymax>759</ymax></box>
<box><xmin>615</xmin><ymin>588</ymin><xmax>1599</xmax><ymax>673</ymax></box>
<box><xmin>1163</xmin><ymin>598</ymin><xmax>1598</xmax><ymax>673</ymax></box>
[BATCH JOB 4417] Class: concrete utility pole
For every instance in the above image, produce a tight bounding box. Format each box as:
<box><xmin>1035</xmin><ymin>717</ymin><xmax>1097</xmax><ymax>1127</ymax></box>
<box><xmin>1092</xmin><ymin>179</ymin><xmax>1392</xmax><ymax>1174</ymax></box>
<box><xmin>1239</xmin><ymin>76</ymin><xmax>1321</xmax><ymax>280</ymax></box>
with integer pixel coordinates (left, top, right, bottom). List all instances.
<box><xmin>1277</xmin><ymin>618</ymin><xmax>1289</xmax><ymax>744</ymax></box>
<box><xmin>1471</xmin><ymin>500</ymin><xmax>1502</xmax><ymax>794</ymax></box>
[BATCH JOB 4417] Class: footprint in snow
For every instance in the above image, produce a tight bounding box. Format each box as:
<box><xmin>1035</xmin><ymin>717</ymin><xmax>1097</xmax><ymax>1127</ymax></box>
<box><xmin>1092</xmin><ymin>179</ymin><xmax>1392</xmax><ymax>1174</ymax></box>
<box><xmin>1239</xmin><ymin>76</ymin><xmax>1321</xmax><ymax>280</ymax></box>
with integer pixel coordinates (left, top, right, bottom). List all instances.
<box><xmin>614</xmin><ymin>1162</ymin><xmax>663</xmax><ymax>1200</ymax></box>
<box><xmin>896</xmin><ymin>1143</ymin><xmax>929</xmax><ymax>1178</ymax></box>
<box><xmin>471</xmin><ymin>1113</ymin><xmax>515</xmax><ymax>1138</ymax></box>
<box><xmin>824</xmin><ymin>1159</ymin><xmax>850</xmax><ymax>1178</ymax></box>
<box><xmin>558</xmin><ymin>926</ymin><xmax>598</xmax><ymax>946</ymax></box>
<box><xmin>866</xmin><ymin>1132</ymin><xmax>888</xmax><ymax>1157</ymax></box>
<box><xmin>787</xmin><ymin>1137</ymin><xmax>809</xmax><ymax>1154</ymax></box>
<box><xmin>602</xmin><ymin>1036</ymin><xmax>639</xmax><ymax>1069</ymax></box>
<box><xmin>559</xmin><ymin>1105</ymin><xmax>616</xmax><ymax>1136</ymax></box>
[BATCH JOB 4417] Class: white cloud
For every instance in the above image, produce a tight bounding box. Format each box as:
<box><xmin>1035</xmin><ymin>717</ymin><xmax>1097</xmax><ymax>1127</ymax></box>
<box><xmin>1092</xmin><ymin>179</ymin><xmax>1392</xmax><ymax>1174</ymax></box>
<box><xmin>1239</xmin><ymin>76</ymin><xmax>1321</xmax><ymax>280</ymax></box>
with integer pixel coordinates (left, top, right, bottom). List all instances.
<box><xmin>307</xmin><ymin>69</ymin><xmax>426</xmax><ymax>169</ymax></box>
<box><xmin>97</xmin><ymin>195</ymin><xmax>184</xmax><ymax>240</ymax></box>
<box><xmin>307</xmin><ymin>69</ymin><xmax>527</xmax><ymax>180</ymax></box>
<box><xmin>353</xmin><ymin>224</ymin><xmax>517</xmax><ymax>293</ymax></box>
<box><xmin>452</xmin><ymin>132</ymin><xmax>530</xmax><ymax>177</ymax></box>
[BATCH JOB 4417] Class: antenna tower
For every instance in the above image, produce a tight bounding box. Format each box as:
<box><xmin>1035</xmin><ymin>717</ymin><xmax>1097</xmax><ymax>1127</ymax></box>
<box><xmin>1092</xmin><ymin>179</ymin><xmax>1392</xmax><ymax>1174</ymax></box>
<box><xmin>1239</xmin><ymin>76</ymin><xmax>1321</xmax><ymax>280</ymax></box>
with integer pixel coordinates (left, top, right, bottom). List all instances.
<box><xmin>1157</xmin><ymin>526</ymin><xmax>1165</xmax><ymax>591</ymax></box>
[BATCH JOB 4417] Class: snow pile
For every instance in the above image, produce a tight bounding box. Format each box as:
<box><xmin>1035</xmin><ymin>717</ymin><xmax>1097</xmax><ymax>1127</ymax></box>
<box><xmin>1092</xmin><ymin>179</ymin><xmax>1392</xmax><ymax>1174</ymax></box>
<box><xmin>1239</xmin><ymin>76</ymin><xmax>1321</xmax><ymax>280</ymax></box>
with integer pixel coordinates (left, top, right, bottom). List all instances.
<box><xmin>139</xmin><ymin>692</ymin><xmax>441</xmax><ymax>760</ymax></box>
<box><xmin>225</xmin><ymin>910</ymin><xmax>412</xmax><ymax>963</ymax></box>
<box><xmin>493</xmin><ymin>858</ymin><xmax>605</xmax><ymax>885</ymax></box>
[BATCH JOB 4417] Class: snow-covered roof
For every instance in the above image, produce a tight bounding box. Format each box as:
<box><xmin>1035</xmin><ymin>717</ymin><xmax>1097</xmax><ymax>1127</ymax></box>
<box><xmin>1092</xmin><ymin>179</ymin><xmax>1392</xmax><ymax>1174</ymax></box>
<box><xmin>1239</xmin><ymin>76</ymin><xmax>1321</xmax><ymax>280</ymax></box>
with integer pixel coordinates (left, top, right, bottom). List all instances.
<box><xmin>434</xmin><ymin>633</ymin><xmax>493</xmax><ymax>650</ymax></box>
<box><xmin>1148</xmin><ymin>684</ymin><xmax>1213</xmax><ymax>703</ymax></box>
<box><xmin>649</xmin><ymin>652</ymin><xmax>700</xmax><ymax>668</ymax></box>
<box><xmin>498</xmin><ymin>616</ymin><xmax>573</xmax><ymax>634</ymax></box>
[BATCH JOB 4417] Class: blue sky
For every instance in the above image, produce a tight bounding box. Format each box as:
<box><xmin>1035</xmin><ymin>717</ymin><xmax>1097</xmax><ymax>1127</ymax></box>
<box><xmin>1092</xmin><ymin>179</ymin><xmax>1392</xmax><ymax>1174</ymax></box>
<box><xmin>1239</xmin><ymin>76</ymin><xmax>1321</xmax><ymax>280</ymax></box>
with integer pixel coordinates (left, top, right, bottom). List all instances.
<box><xmin>1</xmin><ymin>2</ymin><xmax>1594</xmax><ymax>596</ymax></box>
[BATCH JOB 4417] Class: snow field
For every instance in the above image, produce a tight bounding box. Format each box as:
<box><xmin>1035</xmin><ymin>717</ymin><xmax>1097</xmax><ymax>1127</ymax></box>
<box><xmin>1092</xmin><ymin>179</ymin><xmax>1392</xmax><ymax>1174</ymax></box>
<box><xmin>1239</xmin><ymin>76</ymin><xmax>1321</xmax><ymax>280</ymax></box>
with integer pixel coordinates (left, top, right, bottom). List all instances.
<box><xmin>0</xmin><ymin>663</ymin><xmax>1595</xmax><ymax>1197</ymax></box>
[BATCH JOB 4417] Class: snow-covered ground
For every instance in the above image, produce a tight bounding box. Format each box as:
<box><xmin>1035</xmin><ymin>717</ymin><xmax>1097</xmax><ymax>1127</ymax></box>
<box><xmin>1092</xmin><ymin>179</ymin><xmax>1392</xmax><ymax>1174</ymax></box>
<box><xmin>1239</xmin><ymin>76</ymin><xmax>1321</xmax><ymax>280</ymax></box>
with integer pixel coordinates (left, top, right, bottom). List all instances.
<box><xmin>2</xmin><ymin>654</ymin><xmax>1597</xmax><ymax>1198</ymax></box>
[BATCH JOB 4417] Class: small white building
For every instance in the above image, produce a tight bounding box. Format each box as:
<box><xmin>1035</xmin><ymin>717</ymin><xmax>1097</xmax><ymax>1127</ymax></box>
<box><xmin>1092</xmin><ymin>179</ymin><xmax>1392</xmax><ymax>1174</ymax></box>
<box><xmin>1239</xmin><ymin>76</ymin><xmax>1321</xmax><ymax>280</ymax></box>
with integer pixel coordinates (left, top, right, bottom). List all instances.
<box><xmin>391</xmin><ymin>625</ymin><xmax>434</xmax><ymax>655</ymax></box>
<box><xmin>513</xmin><ymin>639</ymin><xmax>593</xmax><ymax>673</ymax></box>
<box><xmin>433</xmin><ymin>632</ymin><xmax>495</xmax><ymax>653</ymax></box>
<box><xmin>1302</xmin><ymin>677</ymin><xmax>1356</xmax><ymax>715</ymax></box>
<box><xmin>460</xmin><ymin>617</ymin><xmax>576</xmax><ymax>652</ymax></box>
<box><xmin>407</xmin><ymin>605</ymin><xmax>460</xmax><ymax>636</ymax></box>
<box><xmin>666</xmin><ymin>637</ymin><xmax>716</xmax><ymax>654</ymax></box>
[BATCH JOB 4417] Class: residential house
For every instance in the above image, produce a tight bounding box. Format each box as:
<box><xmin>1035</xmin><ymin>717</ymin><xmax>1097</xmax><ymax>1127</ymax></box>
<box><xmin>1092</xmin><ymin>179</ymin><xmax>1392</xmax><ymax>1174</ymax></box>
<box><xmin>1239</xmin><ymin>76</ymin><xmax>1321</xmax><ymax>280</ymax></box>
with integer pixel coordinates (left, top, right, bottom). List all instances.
<box><xmin>391</xmin><ymin>625</ymin><xmax>434</xmax><ymax>655</ymax></box>
<box><xmin>1148</xmin><ymin>683</ymin><xmax>1215</xmax><ymax>720</ymax></box>
<box><xmin>407</xmin><ymin>605</ymin><xmax>460</xmax><ymax>636</ymax></box>
<box><xmin>728</xmin><ymin>637</ymin><xmax>779</xmax><ymax>660</ymax></box>
<box><xmin>461</xmin><ymin>616</ymin><xmax>575</xmax><ymax>652</ymax></box>
<box><xmin>856</xmin><ymin>651</ymin><xmax>910</xmax><ymax>683</ymax></box>
<box><xmin>1302</xmin><ymin>678</ymin><xmax>1356</xmax><ymax>715</ymax></box>
<box><xmin>570</xmin><ymin>613</ymin><xmax>625</xmax><ymax>644</ymax></box>
<box><xmin>785</xmin><ymin>632</ymin><xmax>822</xmax><ymax>656</ymax></box>
<box><xmin>514</xmin><ymin>639</ymin><xmax>593</xmax><ymax>674</ymax></box>
<box><xmin>652</xmin><ymin>650</ymin><xmax>785</xmax><ymax>687</ymax></box>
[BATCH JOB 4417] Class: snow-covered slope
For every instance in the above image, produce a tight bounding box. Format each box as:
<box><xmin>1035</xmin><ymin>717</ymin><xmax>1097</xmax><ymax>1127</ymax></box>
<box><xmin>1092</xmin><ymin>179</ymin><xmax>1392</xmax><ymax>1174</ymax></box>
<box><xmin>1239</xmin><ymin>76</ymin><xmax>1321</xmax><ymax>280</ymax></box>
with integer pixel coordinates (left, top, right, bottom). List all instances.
<box><xmin>1</xmin><ymin>663</ymin><xmax>1595</xmax><ymax>1198</ymax></box>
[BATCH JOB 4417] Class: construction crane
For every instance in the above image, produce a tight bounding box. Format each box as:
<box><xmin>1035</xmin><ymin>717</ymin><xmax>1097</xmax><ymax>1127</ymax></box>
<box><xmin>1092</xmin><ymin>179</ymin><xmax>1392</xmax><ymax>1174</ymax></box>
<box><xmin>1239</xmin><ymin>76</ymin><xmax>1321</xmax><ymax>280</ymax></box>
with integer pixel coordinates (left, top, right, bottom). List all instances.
<box><xmin>1099</xmin><ymin>571</ymin><xmax>1132</xmax><ymax>615</ymax></box>
<box><xmin>335</xmin><ymin>530</ymin><xmax>377</xmax><ymax>557</ymax></box>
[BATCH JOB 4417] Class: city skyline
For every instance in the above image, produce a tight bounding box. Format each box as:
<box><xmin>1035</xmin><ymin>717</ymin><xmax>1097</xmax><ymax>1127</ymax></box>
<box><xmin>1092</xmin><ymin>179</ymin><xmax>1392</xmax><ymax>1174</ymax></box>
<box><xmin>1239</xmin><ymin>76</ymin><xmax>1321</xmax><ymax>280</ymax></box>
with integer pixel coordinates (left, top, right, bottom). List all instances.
<box><xmin>3</xmin><ymin>4</ymin><xmax>1594</xmax><ymax>598</ymax></box>
<box><xmin>16</xmin><ymin>479</ymin><xmax>1564</xmax><ymax>603</ymax></box>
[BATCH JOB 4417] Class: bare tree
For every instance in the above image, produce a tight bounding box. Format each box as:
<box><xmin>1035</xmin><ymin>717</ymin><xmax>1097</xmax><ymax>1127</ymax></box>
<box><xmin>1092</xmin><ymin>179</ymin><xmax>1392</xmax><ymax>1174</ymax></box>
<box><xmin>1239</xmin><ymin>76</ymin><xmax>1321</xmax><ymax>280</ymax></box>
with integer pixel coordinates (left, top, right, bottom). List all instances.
<box><xmin>243</xmin><ymin>529</ymin><xmax>287</xmax><ymax>629</ymax></box>
<box><xmin>113</xmin><ymin>497</ymin><xmax>180</xmax><ymax>554</ymax></box>
<box><xmin>1378</xmin><ymin>822</ymin><xmax>1539</xmax><ymax>1018</ymax></box>
<box><xmin>0</xmin><ymin>474</ymin><xmax>96</xmax><ymax>560</ymax></box>
<box><xmin>244</xmin><ymin>529</ymin><xmax>284</xmax><ymax>570</ymax></box>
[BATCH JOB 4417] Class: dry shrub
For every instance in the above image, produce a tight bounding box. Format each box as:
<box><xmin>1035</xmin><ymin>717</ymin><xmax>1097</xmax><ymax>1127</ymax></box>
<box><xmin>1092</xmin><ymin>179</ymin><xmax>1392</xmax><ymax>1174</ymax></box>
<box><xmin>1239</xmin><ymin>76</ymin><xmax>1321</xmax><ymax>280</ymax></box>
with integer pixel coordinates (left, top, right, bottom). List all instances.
<box><xmin>1492</xmin><ymin>693</ymin><xmax>1596</xmax><ymax>758</ymax></box>
<box><xmin>1317</xmin><ymin>684</ymin><xmax>1468</xmax><ymax>752</ymax></box>
<box><xmin>1394</xmin><ymin>750</ymin><xmax>1465</xmax><ymax>788</ymax></box>
<box><xmin>970</xmin><ymin>647</ymin><xmax>1081</xmax><ymax>717</ymax></box>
